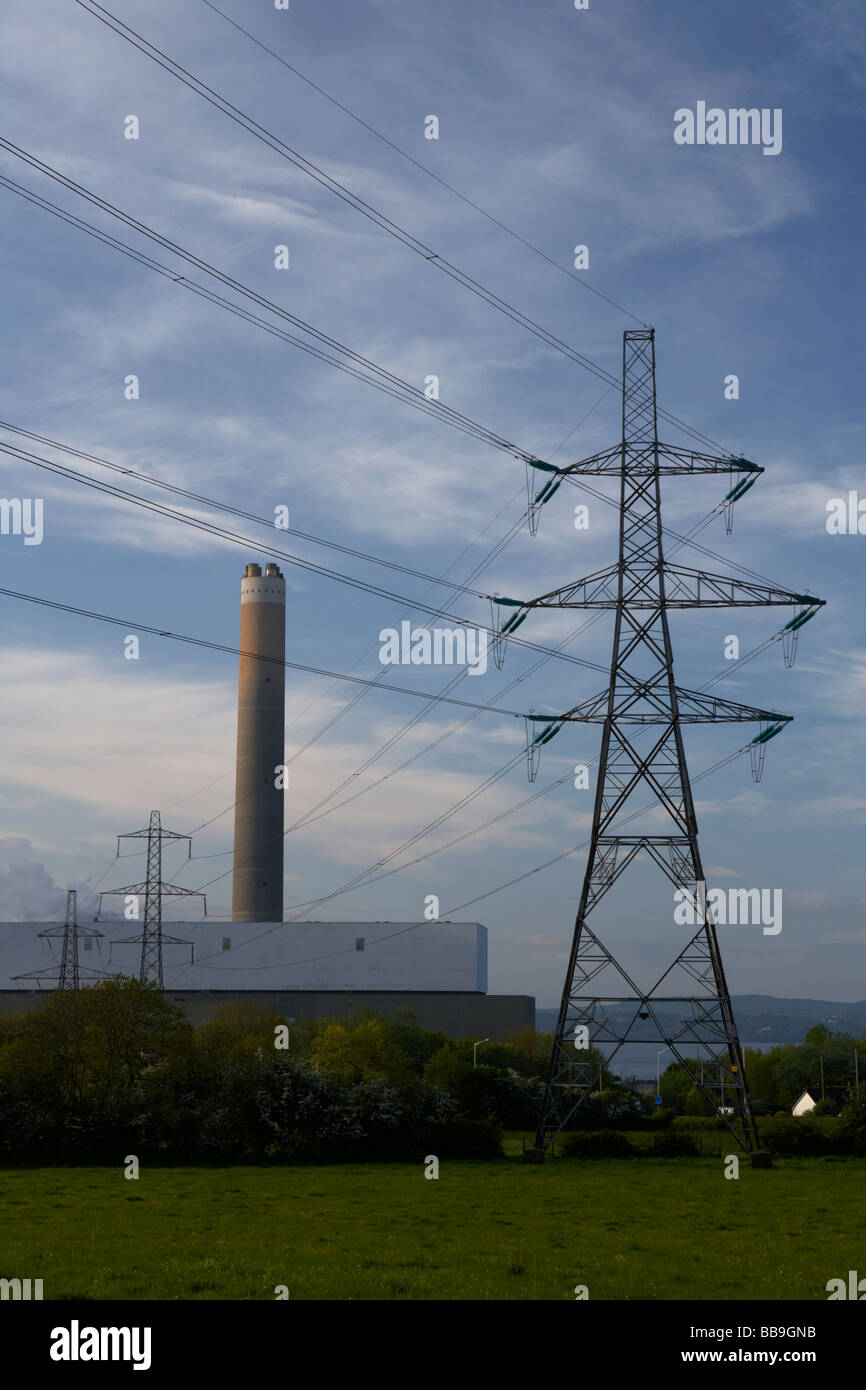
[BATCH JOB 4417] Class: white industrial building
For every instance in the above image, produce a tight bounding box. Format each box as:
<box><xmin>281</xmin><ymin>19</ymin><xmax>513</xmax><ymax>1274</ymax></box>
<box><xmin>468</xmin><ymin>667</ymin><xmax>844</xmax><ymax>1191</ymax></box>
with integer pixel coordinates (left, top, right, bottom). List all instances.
<box><xmin>0</xmin><ymin>920</ymin><xmax>486</xmax><ymax>992</ymax></box>
<box><xmin>0</xmin><ymin>920</ymin><xmax>531</xmax><ymax>1039</ymax></box>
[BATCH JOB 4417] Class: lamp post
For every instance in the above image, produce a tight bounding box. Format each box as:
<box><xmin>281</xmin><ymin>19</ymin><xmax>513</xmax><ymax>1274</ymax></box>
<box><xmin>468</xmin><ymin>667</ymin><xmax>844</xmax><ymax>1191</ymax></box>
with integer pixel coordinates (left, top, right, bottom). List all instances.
<box><xmin>656</xmin><ymin>1047</ymin><xmax>670</xmax><ymax>1102</ymax></box>
<box><xmin>820</xmin><ymin>1050</ymin><xmax>825</xmax><ymax>1100</ymax></box>
<box><xmin>473</xmin><ymin>1038</ymin><xmax>490</xmax><ymax>1069</ymax></box>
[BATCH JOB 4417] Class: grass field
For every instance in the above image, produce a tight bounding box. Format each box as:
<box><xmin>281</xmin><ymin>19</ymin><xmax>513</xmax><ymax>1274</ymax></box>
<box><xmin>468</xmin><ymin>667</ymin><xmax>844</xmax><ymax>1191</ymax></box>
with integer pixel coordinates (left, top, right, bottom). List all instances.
<box><xmin>2</xmin><ymin>1155</ymin><xmax>864</xmax><ymax>1301</ymax></box>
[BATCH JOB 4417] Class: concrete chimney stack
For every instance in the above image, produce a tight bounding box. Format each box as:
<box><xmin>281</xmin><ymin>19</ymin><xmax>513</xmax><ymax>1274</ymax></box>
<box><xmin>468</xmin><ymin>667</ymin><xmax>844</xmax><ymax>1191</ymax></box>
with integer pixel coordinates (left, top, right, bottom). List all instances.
<box><xmin>231</xmin><ymin>561</ymin><xmax>286</xmax><ymax>922</ymax></box>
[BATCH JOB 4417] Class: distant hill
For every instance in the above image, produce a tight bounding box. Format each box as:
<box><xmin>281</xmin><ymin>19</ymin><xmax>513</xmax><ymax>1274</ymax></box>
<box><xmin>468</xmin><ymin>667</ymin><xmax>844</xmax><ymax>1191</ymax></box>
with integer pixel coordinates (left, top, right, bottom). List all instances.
<box><xmin>534</xmin><ymin>996</ymin><xmax>866</xmax><ymax>1043</ymax></box>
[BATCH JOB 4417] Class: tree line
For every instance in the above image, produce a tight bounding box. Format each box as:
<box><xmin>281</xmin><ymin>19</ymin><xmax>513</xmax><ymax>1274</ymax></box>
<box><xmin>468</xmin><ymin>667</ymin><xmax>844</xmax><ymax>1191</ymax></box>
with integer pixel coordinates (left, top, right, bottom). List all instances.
<box><xmin>0</xmin><ymin>979</ymin><xmax>862</xmax><ymax>1162</ymax></box>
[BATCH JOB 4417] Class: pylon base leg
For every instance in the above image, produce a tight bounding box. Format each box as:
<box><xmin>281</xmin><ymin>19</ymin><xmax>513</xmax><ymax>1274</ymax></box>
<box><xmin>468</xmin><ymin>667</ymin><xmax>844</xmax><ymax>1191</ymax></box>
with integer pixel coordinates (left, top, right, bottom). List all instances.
<box><xmin>523</xmin><ymin>1146</ymin><xmax>546</xmax><ymax>1165</ymax></box>
<box><xmin>750</xmin><ymin>1150</ymin><xmax>773</xmax><ymax>1169</ymax></box>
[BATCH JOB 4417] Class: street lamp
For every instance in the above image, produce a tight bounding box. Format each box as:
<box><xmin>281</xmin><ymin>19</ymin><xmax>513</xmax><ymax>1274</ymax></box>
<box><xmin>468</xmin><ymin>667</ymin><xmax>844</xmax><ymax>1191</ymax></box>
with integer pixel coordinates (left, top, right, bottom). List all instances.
<box><xmin>473</xmin><ymin>1038</ymin><xmax>490</xmax><ymax>1069</ymax></box>
<box><xmin>656</xmin><ymin>1047</ymin><xmax>670</xmax><ymax>1101</ymax></box>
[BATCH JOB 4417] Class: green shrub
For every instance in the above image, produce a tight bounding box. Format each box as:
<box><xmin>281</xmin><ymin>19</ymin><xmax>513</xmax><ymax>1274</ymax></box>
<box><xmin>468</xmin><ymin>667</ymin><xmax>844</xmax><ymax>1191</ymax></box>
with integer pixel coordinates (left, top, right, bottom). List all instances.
<box><xmin>837</xmin><ymin>1095</ymin><xmax>866</xmax><ymax>1156</ymax></box>
<box><xmin>652</xmin><ymin>1107</ymin><xmax>676</xmax><ymax>1129</ymax></box>
<box><xmin>561</xmin><ymin>1129</ymin><xmax>635</xmax><ymax>1159</ymax></box>
<box><xmin>648</xmin><ymin>1131</ymin><xmax>700</xmax><ymax>1157</ymax></box>
<box><xmin>671</xmin><ymin>1115</ymin><xmax>722</xmax><ymax>1131</ymax></box>
<box><xmin>812</xmin><ymin>1098</ymin><xmax>839</xmax><ymax>1117</ymax></box>
<box><xmin>758</xmin><ymin>1117</ymin><xmax>839</xmax><ymax>1157</ymax></box>
<box><xmin>432</xmin><ymin>1114</ymin><xmax>503</xmax><ymax>1159</ymax></box>
<box><xmin>568</xmin><ymin>1087</ymin><xmax>643</xmax><ymax>1130</ymax></box>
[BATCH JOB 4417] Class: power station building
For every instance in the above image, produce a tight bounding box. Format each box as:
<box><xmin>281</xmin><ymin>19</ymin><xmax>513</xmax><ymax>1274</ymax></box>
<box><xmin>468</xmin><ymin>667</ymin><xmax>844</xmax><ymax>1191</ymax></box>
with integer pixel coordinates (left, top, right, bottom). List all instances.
<box><xmin>0</xmin><ymin>560</ymin><xmax>534</xmax><ymax>1038</ymax></box>
<box><xmin>0</xmin><ymin>920</ymin><xmax>533</xmax><ymax>1038</ymax></box>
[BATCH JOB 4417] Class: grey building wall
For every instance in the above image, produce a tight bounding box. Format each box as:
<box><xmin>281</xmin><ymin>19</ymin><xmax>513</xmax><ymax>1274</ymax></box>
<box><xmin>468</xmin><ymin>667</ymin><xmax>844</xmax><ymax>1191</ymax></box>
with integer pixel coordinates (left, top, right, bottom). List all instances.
<box><xmin>0</xmin><ymin>989</ymin><xmax>534</xmax><ymax>1041</ymax></box>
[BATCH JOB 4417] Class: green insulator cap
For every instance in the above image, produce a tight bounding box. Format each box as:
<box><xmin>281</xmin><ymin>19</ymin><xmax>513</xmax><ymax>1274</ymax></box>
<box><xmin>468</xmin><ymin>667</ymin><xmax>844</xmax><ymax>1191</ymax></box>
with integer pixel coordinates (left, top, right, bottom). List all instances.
<box><xmin>533</xmin><ymin>480</ymin><xmax>557</xmax><ymax>505</ymax></box>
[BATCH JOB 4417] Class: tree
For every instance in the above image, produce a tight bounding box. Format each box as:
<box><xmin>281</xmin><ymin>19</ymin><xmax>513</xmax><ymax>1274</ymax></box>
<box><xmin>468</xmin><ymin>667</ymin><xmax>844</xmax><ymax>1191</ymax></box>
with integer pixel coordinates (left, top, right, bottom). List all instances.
<box><xmin>658</xmin><ymin>1061</ymin><xmax>692</xmax><ymax>1111</ymax></box>
<box><xmin>804</xmin><ymin>1023</ymin><xmax>830</xmax><ymax>1047</ymax></box>
<box><xmin>503</xmin><ymin>1028</ymin><xmax>553</xmax><ymax>1072</ymax></box>
<box><xmin>837</xmin><ymin>1093</ymin><xmax>866</xmax><ymax>1155</ymax></box>
<box><xmin>685</xmin><ymin>1085</ymin><xmax>714</xmax><ymax>1117</ymax></box>
<box><xmin>0</xmin><ymin>975</ymin><xmax>191</xmax><ymax>1111</ymax></box>
<box><xmin>423</xmin><ymin>1041</ymin><xmax>473</xmax><ymax>1099</ymax></box>
<box><xmin>312</xmin><ymin>1019</ymin><xmax>414</xmax><ymax>1086</ymax></box>
<box><xmin>742</xmin><ymin>1047</ymin><xmax>776</xmax><ymax>1112</ymax></box>
<box><xmin>0</xmin><ymin>977</ymin><xmax>193</xmax><ymax>1161</ymax></box>
<box><xmin>386</xmin><ymin>1010</ymin><xmax>448</xmax><ymax>1074</ymax></box>
<box><xmin>197</xmin><ymin>1000</ymin><xmax>286</xmax><ymax>1060</ymax></box>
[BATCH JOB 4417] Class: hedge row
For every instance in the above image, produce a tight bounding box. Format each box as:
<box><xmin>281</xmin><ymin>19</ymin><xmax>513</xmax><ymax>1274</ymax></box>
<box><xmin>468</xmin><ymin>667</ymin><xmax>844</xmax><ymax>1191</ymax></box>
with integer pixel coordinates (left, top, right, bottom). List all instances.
<box><xmin>561</xmin><ymin>1130</ymin><xmax>701</xmax><ymax>1158</ymax></box>
<box><xmin>561</xmin><ymin>1112</ymin><xmax>866</xmax><ymax>1159</ymax></box>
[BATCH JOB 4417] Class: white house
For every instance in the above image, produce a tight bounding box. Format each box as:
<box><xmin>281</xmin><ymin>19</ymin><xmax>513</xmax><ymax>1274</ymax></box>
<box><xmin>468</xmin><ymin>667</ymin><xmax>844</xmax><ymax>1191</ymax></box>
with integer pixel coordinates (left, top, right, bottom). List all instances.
<box><xmin>792</xmin><ymin>1089</ymin><xmax>818</xmax><ymax>1116</ymax></box>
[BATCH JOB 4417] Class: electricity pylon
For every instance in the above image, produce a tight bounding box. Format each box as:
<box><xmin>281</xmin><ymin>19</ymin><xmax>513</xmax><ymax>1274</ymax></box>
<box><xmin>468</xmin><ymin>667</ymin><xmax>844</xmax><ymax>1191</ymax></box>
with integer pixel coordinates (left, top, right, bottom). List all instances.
<box><xmin>12</xmin><ymin>888</ymin><xmax>103</xmax><ymax>989</ymax></box>
<box><xmin>492</xmin><ymin>329</ymin><xmax>824</xmax><ymax>1157</ymax></box>
<box><xmin>100</xmin><ymin>810</ymin><xmax>205</xmax><ymax>988</ymax></box>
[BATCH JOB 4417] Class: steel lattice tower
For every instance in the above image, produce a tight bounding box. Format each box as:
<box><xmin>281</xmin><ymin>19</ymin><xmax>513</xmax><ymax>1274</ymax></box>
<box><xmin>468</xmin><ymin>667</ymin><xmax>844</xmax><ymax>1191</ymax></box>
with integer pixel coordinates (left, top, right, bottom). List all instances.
<box><xmin>12</xmin><ymin>888</ymin><xmax>103</xmax><ymax>989</ymax></box>
<box><xmin>58</xmin><ymin>888</ymin><xmax>79</xmax><ymax>990</ymax></box>
<box><xmin>100</xmin><ymin>810</ymin><xmax>206</xmax><ymax>988</ymax></box>
<box><xmin>496</xmin><ymin>329</ymin><xmax>824</xmax><ymax>1158</ymax></box>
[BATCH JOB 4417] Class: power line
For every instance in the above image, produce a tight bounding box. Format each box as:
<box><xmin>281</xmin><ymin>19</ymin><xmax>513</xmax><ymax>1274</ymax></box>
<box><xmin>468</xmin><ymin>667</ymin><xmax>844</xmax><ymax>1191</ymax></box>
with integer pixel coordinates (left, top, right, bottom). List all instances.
<box><xmin>66</xmin><ymin>4</ymin><xmax>631</xmax><ymax>392</ymax></box>
<box><xmin>191</xmin><ymin>595</ymin><xmax>787</xmax><ymax>903</ymax></box>
<box><xmin>0</xmin><ymin>415</ymin><xmax>577</xmax><ymax>846</ymax></box>
<box><xmin>198</xmin><ymin>0</ymin><xmax>648</xmax><ymax>327</ymax></box>
<box><xmin>560</xmin><ymin>473</ymin><xmax>794</xmax><ymax>594</ymax></box>
<box><xmin>0</xmin><ymin>166</ymin><xmax>531</xmax><ymax>459</ymax></box>
<box><xmin>0</xmin><ymin>582</ymin><xmax>532</xmax><ymax>717</ymax></box>
<box><xmin>0</xmin><ymin>415</ymin><xmax>587</xmax><ymax>860</ymax></box>
<box><xmin>0</xmin><ymin>417</ymin><xmax>782</xmax><ymax>620</ymax></box>
<box><xmin>0</xmin><ymin>436</ymin><xmax>610</xmax><ymax>675</ymax></box>
<box><xmin>190</xmin><ymin>611</ymin><xmax>607</xmax><ymax>879</ymax></box>
<box><xmin>178</xmin><ymin>741</ymin><xmax>751</xmax><ymax>967</ymax></box>
<box><xmin>278</xmin><ymin>488</ymin><xmax>526</xmax><ymax>750</ymax></box>
<box><xmin>161</xmin><ymin>766</ymin><xmax>234</xmax><ymax>813</ymax></box>
<box><xmin>0</xmin><ymin>419</ymin><xmax>509</xmax><ymax>602</ymax></box>
<box><xmin>66</xmin><ymin>3</ymin><xmax>727</xmax><ymax>454</ymax></box>
<box><xmin>180</xmin><ymin>395</ymin><xmax>614</xmax><ymax>845</ymax></box>
<box><xmin>1</xmin><ymin>437</ymin><xmax>787</xmax><ymax>909</ymax></box>
<box><xmin>0</xmin><ymin>15</ymin><xmax>802</xmax><ymax>999</ymax></box>
<box><xmin>83</xmin><ymin>535</ymin><xmax>786</xmax><ymax>941</ymax></box>
<box><xmin>0</xmin><ymin>193</ymin><xmax>783</xmax><ymax>956</ymax></box>
<box><xmin>0</xmin><ymin>158</ymin><xmax>749</xmax><ymax>572</ymax></box>
<box><xmin>155</xmin><ymin>446</ymin><xmax>784</xmax><ymax>880</ymax></box>
<box><xmin>0</xmin><ymin>421</ymin><xmax>531</xmax><ymax>832</ymax></box>
<box><xmin>46</xmin><ymin>566</ymin><xmax>786</xmax><ymax>920</ymax></box>
<box><xmin>243</xmin><ymin>389</ymin><xmax>621</xmax><ymax>833</ymax></box>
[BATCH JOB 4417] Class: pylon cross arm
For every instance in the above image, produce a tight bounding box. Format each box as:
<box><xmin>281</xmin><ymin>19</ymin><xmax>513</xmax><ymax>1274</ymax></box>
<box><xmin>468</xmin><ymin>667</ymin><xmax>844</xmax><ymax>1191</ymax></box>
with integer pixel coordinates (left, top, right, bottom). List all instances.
<box><xmin>558</xmin><ymin>443</ymin><xmax>762</xmax><ymax>477</ymax></box>
<box><xmin>550</xmin><ymin>685</ymin><xmax>790</xmax><ymax>725</ymax></box>
<box><xmin>525</xmin><ymin>564</ymin><xmax>824</xmax><ymax>610</ymax></box>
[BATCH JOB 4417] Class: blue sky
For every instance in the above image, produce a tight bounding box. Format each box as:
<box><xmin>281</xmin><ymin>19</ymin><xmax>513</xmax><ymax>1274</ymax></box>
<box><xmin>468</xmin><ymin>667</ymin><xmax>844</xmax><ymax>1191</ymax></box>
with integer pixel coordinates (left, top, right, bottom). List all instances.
<box><xmin>0</xmin><ymin>0</ymin><xmax>864</xmax><ymax>1003</ymax></box>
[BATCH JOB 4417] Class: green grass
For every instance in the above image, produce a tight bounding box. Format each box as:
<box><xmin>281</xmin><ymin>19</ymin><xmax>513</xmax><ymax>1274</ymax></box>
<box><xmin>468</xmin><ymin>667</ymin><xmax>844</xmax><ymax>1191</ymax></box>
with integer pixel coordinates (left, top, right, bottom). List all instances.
<box><xmin>1</xmin><ymin>1157</ymin><xmax>863</xmax><ymax>1300</ymax></box>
